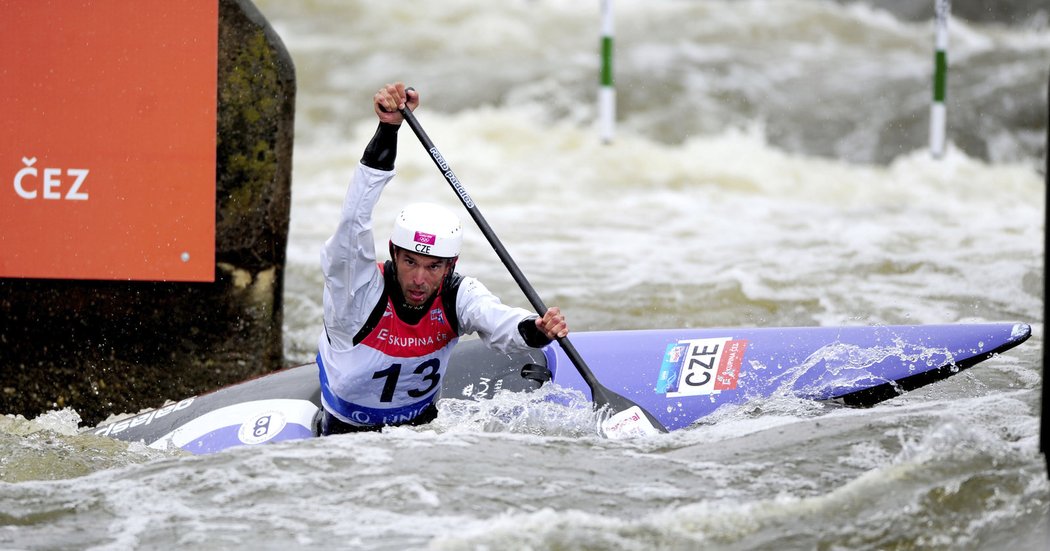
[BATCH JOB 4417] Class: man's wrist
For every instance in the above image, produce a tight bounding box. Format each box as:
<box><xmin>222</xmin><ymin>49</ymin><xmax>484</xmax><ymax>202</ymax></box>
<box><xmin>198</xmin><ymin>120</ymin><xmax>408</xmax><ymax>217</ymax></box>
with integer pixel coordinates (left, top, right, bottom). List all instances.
<box><xmin>518</xmin><ymin>316</ymin><xmax>552</xmax><ymax>348</ymax></box>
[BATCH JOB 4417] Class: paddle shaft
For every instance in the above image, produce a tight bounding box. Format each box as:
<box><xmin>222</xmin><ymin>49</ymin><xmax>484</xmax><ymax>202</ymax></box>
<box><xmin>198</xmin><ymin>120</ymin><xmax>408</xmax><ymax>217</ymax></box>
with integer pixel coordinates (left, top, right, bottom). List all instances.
<box><xmin>397</xmin><ymin>107</ymin><xmax>607</xmax><ymax>397</ymax></box>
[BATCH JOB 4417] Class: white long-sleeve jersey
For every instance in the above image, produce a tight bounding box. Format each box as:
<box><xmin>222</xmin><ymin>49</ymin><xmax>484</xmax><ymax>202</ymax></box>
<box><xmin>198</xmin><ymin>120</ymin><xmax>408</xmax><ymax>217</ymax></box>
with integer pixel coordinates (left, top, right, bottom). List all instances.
<box><xmin>317</xmin><ymin>163</ymin><xmax>539</xmax><ymax>423</ymax></box>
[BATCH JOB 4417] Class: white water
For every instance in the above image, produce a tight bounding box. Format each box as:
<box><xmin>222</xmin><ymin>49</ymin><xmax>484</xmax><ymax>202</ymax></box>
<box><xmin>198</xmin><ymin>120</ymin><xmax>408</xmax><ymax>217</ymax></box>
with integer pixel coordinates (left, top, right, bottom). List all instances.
<box><xmin>3</xmin><ymin>1</ymin><xmax>1048</xmax><ymax>549</ymax></box>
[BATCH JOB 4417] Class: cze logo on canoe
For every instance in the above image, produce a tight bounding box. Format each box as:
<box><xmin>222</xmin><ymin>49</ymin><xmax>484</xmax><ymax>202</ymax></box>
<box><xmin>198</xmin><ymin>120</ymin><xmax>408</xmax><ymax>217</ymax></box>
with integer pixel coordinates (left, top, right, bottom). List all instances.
<box><xmin>655</xmin><ymin>337</ymin><xmax>748</xmax><ymax>397</ymax></box>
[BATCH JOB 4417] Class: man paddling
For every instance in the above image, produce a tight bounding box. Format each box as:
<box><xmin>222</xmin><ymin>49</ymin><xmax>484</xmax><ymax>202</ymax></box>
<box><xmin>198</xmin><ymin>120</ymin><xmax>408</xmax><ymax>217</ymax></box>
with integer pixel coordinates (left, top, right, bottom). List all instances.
<box><xmin>316</xmin><ymin>82</ymin><xmax>569</xmax><ymax>434</ymax></box>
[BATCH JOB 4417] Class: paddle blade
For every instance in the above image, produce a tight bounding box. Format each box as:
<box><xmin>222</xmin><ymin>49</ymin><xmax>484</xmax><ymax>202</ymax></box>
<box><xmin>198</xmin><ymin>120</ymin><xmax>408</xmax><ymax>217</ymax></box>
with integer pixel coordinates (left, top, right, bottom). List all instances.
<box><xmin>592</xmin><ymin>384</ymin><xmax>667</xmax><ymax>438</ymax></box>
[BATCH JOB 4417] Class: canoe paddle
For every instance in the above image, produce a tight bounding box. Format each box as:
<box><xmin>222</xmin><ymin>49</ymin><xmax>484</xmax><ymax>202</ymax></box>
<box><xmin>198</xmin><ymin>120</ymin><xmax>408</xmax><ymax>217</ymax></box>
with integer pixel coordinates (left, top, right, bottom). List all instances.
<box><xmin>397</xmin><ymin>98</ymin><xmax>667</xmax><ymax>438</ymax></box>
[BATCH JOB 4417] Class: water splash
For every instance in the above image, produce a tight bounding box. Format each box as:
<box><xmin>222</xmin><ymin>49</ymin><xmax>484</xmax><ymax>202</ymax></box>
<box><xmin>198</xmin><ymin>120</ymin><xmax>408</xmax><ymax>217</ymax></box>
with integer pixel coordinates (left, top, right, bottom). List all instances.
<box><xmin>0</xmin><ymin>409</ymin><xmax>178</xmax><ymax>482</ymax></box>
<box><xmin>764</xmin><ymin>338</ymin><xmax>958</xmax><ymax>400</ymax></box>
<box><xmin>432</xmin><ymin>383</ymin><xmax>597</xmax><ymax>437</ymax></box>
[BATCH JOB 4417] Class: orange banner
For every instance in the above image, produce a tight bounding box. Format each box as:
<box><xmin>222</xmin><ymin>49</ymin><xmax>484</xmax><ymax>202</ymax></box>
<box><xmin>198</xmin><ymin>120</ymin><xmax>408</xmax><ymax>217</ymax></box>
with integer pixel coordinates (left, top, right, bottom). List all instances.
<box><xmin>0</xmin><ymin>1</ymin><xmax>218</xmax><ymax>281</ymax></box>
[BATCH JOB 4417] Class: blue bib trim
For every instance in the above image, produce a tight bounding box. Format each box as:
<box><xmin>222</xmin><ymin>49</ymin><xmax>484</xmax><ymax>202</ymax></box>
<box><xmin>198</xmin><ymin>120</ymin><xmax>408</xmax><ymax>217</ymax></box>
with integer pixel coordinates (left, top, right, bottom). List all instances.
<box><xmin>317</xmin><ymin>354</ymin><xmax>436</xmax><ymax>427</ymax></box>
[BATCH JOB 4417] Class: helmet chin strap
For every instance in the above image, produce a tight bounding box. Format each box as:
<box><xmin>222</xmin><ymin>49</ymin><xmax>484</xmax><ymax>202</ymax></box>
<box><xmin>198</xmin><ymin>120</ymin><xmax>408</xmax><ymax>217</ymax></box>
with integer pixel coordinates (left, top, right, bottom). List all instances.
<box><xmin>443</xmin><ymin>257</ymin><xmax>458</xmax><ymax>288</ymax></box>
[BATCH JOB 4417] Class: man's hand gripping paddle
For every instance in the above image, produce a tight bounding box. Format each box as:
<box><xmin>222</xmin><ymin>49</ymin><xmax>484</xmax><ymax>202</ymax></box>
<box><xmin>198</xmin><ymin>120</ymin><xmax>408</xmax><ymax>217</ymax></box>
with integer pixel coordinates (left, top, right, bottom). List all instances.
<box><xmin>396</xmin><ymin>92</ymin><xmax>667</xmax><ymax>438</ymax></box>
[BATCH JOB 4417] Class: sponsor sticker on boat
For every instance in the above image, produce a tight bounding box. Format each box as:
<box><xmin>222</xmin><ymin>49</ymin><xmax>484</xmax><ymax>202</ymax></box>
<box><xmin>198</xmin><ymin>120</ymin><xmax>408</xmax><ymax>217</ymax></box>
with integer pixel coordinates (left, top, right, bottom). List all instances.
<box><xmin>655</xmin><ymin>337</ymin><xmax>748</xmax><ymax>397</ymax></box>
<box><xmin>238</xmin><ymin>410</ymin><xmax>287</xmax><ymax>445</ymax></box>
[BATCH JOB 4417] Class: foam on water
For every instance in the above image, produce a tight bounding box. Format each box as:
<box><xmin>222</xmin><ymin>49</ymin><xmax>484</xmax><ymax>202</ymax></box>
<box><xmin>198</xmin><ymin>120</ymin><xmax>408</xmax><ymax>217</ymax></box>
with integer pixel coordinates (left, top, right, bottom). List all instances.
<box><xmin>426</xmin><ymin>390</ymin><xmax>1048</xmax><ymax>550</ymax></box>
<box><xmin>0</xmin><ymin>410</ymin><xmax>178</xmax><ymax>483</ymax></box>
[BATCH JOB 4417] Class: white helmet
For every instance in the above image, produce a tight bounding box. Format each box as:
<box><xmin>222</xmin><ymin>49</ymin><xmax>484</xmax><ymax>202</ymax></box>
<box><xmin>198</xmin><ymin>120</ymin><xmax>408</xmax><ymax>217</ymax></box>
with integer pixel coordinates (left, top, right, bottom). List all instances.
<box><xmin>390</xmin><ymin>202</ymin><xmax>463</xmax><ymax>258</ymax></box>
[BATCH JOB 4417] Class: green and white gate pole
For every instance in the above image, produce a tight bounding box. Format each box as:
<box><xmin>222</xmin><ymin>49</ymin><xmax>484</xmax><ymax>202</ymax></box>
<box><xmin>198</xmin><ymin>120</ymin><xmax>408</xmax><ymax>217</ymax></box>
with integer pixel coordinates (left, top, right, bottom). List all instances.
<box><xmin>930</xmin><ymin>0</ymin><xmax>950</xmax><ymax>159</ymax></box>
<box><xmin>599</xmin><ymin>0</ymin><xmax>615</xmax><ymax>144</ymax></box>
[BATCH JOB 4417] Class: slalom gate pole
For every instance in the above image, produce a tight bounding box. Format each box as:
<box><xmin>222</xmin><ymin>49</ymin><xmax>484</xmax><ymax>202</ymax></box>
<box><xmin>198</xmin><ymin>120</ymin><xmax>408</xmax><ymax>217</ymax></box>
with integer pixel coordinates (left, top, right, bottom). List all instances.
<box><xmin>930</xmin><ymin>0</ymin><xmax>950</xmax><ymax>158</ymax></box>
<box><xmin>599</xmin><ymin>0</ymin><xmax>615</xmax><ymax>144</ymax></box>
